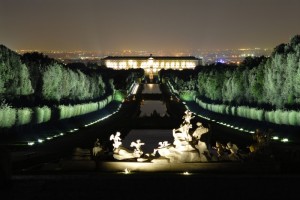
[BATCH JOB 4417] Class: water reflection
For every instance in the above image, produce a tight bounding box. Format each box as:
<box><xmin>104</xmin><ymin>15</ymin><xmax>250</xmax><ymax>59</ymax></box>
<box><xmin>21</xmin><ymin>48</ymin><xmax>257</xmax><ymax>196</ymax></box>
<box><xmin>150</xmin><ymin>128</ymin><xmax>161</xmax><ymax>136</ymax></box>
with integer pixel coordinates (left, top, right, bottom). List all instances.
<box><xmin>140</xmin><ymin>84</ymin><xmax>167</xmax><ymax>117</ymax></box>
<box><xmin>142</xmin><ymin>84</ymin><xmax>161</xmax><ymax>94</ymax></box>
<box><xmin>139</xmin><ymin>100</ymin><xmax>167</xmax><ymax>117</ymax></box>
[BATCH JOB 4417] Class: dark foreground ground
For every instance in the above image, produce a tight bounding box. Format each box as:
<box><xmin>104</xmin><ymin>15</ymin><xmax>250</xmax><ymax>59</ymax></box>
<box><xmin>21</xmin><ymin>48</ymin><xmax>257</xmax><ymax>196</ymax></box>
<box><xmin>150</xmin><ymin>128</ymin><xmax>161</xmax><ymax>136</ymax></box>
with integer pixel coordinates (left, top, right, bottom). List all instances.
<box><xmin>1</xmin><ymin>172</ymin><xmax>300</xmax><ymax>200</ymax></box>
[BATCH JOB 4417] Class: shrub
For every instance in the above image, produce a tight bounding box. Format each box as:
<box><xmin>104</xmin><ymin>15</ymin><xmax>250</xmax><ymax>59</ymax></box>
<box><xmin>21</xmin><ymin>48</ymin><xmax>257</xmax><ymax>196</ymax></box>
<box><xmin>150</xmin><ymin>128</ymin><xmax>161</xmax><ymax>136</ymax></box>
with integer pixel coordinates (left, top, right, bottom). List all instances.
<box><xmin>16</xmin><ymin>108</ymin><xmax>32</xmax><ymax>125</ymax></box>
<box><xmin>0</xmin><ymin>105</ymin><xmax>16</xmax><ymax>128</ymax></box>
<box><xmin>288</xmin><ymin>110</ymin><xmax>298</xmax><ymax>126</ymax></box>
<box><xmin>35</xmin><ymin>106</ymin><xmax>51</xmax><ymax>124</ymax></box>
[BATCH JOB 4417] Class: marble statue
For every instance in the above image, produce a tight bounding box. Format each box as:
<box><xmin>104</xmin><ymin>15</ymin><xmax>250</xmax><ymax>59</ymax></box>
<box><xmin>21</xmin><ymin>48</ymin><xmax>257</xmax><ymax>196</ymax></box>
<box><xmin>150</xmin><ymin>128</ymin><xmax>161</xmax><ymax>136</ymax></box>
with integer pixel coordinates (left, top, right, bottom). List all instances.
<box><xmin>107</xmin><ymin>109</ymin><xmax>246</xmax><ymax>163</ymax></box>
<box><xmin>130</xmin><ymin>139</ymin><xmax>145</xmax><ymax>157</ymax></box>
<box><xmin>151</xmin><ymin>110</ymin><xmax>203</xmax><ymax>162</ymax></box>
<box><xmin>110</xmin><ymin>132</ymin><xmax>147</xmax><ymax>161</ymax></box>
<box><xmin>158</xmin><ymin>141</ymin><xmax>171</xmax><ymax>148</ymax></box>
<box><xmin>212</xmin><ymin>141</ymin><xmax>228</xmax><ymax>161</ymax></box>
<box><xmin>152</xmin><ymin>141</ymin><xmax>172</xmax><ymax>157</ymax></box>
<box><xmin>182</xmin><ymin>110</ymin><xmax>195</xmax><ymax>124</ymax></box>
<box><xmin>226</xmin><ymin>142</ymin><xmax>241</xmax><ymax>161</ymax></box>
<box><xmin>172</xmin><ymin>123</ymin><xmax>194</xmax><ymax>152</ymax></box>
<box><xmin>173</xmin><ymin>123</ymin><xmax>192</xmax><ymax>142</ymax></box>
<box><xmin>192</xmin><ymin>122</ymin><xmax>210</xmax><ymax>161</ymax></box>
<box><xmin>192</xmin><ymin>122</ymin><xmax>208</xmax><ymax>140</ymax></box>
<box><xmin>110</xmin><ymin>132</ymin><xmax>122</xmax><ymax>150</ymax></box>
<box><xmin>92</xmin><ymin>138</ymin><xmax>103</xmax><ymax>156</ymax></box>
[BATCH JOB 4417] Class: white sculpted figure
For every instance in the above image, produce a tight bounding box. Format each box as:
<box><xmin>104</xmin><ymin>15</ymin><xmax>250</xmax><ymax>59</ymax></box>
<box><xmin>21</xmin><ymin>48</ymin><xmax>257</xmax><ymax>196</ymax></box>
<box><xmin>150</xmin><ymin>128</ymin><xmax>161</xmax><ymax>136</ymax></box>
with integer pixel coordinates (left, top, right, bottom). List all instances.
<box><xmin>92</xmin><ymin>138</ymin><xmax>103</xmax><ymax>156</ymax></box>
<box><xmin>130</xmin><ymin>139</ymin><xmax>145</xmax><ymax>153</ymax></box>
<box><xmin>154</xmin><ymin>141</ymin><xmax>172</xmax><ymax>157</ymax></box>
<box><xmin>110</xmin><ymin>132</ymin><xmax>122</xmax><ymax>150</ymax></box>
<box><xmin>192</xmin><ymin>122</ymin><xmax>208</xmax><ymax>140</ymax></box>
<box><xmin>182</xmin><ymin>110</ymin><xmax>195</xmax><ymax>124</ymax></box>
<box><xmin>192</xmin><ymin>122</ymin><xmax>210</xmax><ymax>161</ymax></box>
<box><xmin>173</xmin><ymin>123</ymin><xmax>192</xmax><ymax>142</ymax></box>
<box><xmin>158</xmin><ymin>141</ymin><xmax>170</xmax><ymax>148</ymax></box>
<box><xmin>111</xmin><ymin>133</ymin><xmax>137</xmax><ymax>160</ymax></box>
<box><xmin>226</xmin><ymin>142</ymin><xmax>241</xmax><ymax>161</ymax></box>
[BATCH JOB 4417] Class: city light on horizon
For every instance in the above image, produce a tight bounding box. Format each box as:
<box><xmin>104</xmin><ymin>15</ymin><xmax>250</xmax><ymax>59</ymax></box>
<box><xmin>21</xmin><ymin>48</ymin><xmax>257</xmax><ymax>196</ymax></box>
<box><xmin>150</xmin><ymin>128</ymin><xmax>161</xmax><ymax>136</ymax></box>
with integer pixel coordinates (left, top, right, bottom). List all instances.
<box><xmin>1</xmin><ymin>0</ymin><xmax>300</xmax><ymax>53</ymax></box>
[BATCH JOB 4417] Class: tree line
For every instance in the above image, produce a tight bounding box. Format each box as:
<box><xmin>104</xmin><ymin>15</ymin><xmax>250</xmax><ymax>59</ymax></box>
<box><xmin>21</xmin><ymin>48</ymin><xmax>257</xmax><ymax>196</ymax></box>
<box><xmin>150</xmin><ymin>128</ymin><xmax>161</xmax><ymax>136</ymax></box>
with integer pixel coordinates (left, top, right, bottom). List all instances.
<box><xmin>0</xmin><ymin>45</ymin><xmax>143</xmax><ymax>107</ymax></box>
<box><xmin>0</xmin><ymin>45</ymin><xmax>143</xmax><ymax>128</ymax></box>
<box><xmin>160</xmin><ymin>35</ymin><xmax>300</xmax><ymax>111</ymax></box>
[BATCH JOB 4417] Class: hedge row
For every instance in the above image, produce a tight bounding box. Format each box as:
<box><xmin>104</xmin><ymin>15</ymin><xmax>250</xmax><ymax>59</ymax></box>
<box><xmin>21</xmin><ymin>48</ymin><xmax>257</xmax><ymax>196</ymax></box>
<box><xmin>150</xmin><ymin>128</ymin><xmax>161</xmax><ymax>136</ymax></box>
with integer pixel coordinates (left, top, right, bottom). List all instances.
<box><xmin>194</xmin><ymin>96</ymin><xmax>300</xmax><ymax>126</ymax></box>
<box><xmin>0</xmin><ymin>95</ymin><xmax>113</xmax><ymax>128</ymax></box>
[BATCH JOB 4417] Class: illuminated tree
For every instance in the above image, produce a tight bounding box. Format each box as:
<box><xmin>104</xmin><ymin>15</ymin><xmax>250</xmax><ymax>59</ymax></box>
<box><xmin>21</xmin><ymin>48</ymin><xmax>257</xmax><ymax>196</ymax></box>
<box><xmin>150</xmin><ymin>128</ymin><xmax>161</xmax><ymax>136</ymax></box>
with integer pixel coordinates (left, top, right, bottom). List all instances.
<box><xmin>282</xmin><ymin>53</ymin><xmax>298</xmax><ymax>105</ymax></box>
<box><xmin>294</xmin><ymin>61</ymin><xmax>300</xmax><ymax>104</ymax></box>
<box><xmin>42</xmin><ymin>63</ymin><xmax>63</xmax><ymax>101</ymax></box>
<box><xmin>248</xmin><ymin>65</ymin><xmax>264</xmax><ymax>104</ymax></box>
<box><xmin>19</xmin><ymin>63</ymin><xmax>34</xmax><ymax>95</ymax></box>
<box><xmin>0</xmin><ymin>45</ymin><xmax>33</xmax><ymax>97</ymax></box>
<box><xmin>205</xmin><ymin>70</ymin><xmax>223</xmax><ymax>101</ymax></box>
<box><xmin>21</xmin><ymin>52</ymin><xmax>58</xmax><ymax>99</ymax></box>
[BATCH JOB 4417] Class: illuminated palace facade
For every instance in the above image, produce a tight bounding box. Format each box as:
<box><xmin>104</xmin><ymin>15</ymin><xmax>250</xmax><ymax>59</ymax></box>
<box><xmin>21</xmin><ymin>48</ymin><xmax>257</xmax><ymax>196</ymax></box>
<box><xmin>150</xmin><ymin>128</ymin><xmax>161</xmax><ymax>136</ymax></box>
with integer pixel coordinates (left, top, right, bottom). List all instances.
<box><xmin>101</xmin><ymin>55</ymin><xmax>202</xmax><ymax>75</ymax></box>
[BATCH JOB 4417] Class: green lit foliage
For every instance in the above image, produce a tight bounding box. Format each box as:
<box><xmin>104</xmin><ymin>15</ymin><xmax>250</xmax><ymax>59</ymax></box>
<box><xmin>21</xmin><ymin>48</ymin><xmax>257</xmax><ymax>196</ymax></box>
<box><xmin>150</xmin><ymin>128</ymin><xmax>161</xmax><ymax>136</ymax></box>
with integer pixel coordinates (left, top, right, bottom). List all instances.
<box><xmin>0</xmin><ymin>62</ymin><xmax>5</xmax><ymax>94</ymax></box>
<box><xmin>263</xmin><ymin>54</ymin><xmax>286</xmax><ymax>108</ymax></box>
<box><xmin>179</xmin><ymin>90</ymin><xmax>196</xmax><ymax>101</ymax></box>
<box><xmin>248</xmin><ymin>65</ymin><xmax>264</xmax><ymax>103</ymax></box>
<box><xmin>21</xmin><ymin>52</ymin><xmax>59</xmax><ymax>97</ymax></box>
<box><xmin>114</xmin><ymin>90</ymin><xmax>126</xmax><ymax>102</ymax></box>
<box><xmin>204</xmin><ymin>70</ymin><xmax>224</xmax><ymax>101</ymax></box>
<box><xmin>99</xmin><ymin>98</ymin><xmax>109</xmax><ymax>109</ymax></box>
<box><xmin>287</xmin><ymin>110</ymin><xmax>298</xmax><ymax>126</ymax></box>
<box><xmin>262</xmin><ymin>35</ymin><xmax>300</xmax><ymax>108</ymax></box>
<box><xmin>163</xmin><ymin>35</ymin><xmax>300</xmax><ymax>125</ymax></box>
<box><xmin>42</xmin><ymin>64</ymin><xmax>106</xmax><ymax>102</ymax></box>
<box><xmin>16</xmin><ymin>108</ymin><xmax>32</xmax><ymax>125</ymax></box>
<box><xmin>0</xmin><ymin>45</ymin><xmax>33</xmax><ymax>96</ymax></box>
<box><xmin>196</xmin><ymin>35</ymin><xmax>300</xmax><ymax>109</ymax></box>
<box><xmin>42</xmin><ymin>63</ymin><xmax>63</xmax><ymax>101</ymax></box>
<box><xmin>0</xmin><ymin>100</ymin><xmax>16</xmax><ymax>128</ymax></box>
<box><xmin>222</xmin><ymin>70</ymin><xmax>244</xmax><ymax>103</ymax></box>
<box><xmin>211</xmin><ymin>104</ymin><xmax>226</xmax><ymax>114</ymax></box>
<box><xmin>236</xmin><ymin>106</ymin><xmax>264</xmax><ymax>121</ymax></box>
<box><xmin>58</xmin><ymin>95</ymin><xmax>113</xmax><ymax>120</ymax></box>
<box><xmin>0</xmin><ymin>45</ymin><xmax>143</xmax><ymax>128</ymax></box>
<box><xmin>34</xmin><ymin>106</ymin><xmax>51</xmax><ymax>124</ymax></box>
<box><xmin>59</xmin><ymin>103</ymin><xmax>98</xmax><ymax>120</ymax></box>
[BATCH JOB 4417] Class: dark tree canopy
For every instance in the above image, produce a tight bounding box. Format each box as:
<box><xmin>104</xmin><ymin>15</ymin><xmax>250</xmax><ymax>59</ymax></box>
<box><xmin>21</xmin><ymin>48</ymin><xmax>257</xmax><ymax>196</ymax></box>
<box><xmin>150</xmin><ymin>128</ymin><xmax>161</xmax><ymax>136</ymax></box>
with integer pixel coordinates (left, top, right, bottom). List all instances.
<box><xmin>241</xmin><ymin>56</ymin><xmax>267</xmax><ymax>69</ymax></box>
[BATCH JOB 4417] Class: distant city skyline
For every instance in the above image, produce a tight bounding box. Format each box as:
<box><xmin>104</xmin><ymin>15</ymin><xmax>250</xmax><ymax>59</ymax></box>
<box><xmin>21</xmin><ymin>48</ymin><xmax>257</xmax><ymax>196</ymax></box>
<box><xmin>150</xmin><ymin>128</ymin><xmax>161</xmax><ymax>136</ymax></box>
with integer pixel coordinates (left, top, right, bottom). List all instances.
<box><xmin>1</xmin><ymin>0</ymin><xmax>300</xmax><ymax>52</ymax></box>
<box><xmin>15</xmin><ymin>47</ymin><xmax>271</xmax><ymax>65</ymax></box>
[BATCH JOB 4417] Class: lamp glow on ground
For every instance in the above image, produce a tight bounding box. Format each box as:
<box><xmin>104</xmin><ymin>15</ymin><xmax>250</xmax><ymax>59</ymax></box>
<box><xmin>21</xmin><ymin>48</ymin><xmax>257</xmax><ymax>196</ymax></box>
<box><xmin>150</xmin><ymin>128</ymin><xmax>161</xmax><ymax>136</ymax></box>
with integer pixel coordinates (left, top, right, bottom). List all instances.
<box><xmin>182</xmin><ymin>171</ymin><xmax>191</xmax><ymax>175</ymax></box>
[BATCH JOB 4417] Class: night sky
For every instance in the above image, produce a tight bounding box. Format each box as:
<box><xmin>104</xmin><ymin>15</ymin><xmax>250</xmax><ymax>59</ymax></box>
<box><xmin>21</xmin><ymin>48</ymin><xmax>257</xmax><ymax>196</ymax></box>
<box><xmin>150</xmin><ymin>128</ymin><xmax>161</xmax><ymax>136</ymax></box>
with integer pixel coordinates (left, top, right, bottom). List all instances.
<box><xmin>1</xmin><ymin>0</ymin><xmax>300</xmax><ymax>52</ymax></box>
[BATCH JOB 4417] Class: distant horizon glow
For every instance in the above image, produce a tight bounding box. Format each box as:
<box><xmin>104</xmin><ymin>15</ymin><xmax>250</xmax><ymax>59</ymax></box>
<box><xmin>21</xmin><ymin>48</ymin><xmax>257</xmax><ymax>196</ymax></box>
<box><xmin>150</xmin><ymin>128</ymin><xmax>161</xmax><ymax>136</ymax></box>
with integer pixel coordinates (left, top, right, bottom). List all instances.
<box><xmin>1</xmin><ymin>0</ymin><xmax>300</xmax><ymax>52</ymax></box>
<box><xmin>13</xmin><ymin>46</ymin><xmax>273</xmax><ymax>53</ymax></box>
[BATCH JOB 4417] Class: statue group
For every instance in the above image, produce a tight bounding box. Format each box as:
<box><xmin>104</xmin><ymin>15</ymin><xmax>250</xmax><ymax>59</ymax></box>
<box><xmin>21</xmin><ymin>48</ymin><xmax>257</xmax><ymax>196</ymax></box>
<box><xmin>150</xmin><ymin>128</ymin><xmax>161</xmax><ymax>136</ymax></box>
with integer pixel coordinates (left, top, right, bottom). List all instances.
<box><xmin>107</xmin><ymin>110</ymin><xmax>222</xmax><ymax>163</ymax></box>
<box><xmin>92</xmin><ymin>110</ymin><xmax>273</xmax><ymax>163</ymax></box>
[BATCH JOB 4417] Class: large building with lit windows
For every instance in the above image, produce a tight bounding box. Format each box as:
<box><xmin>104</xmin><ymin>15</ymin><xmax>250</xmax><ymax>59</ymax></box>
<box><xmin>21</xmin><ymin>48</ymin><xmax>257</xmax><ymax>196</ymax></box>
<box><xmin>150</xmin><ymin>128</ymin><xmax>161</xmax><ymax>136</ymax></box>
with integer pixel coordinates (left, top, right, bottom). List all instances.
<box><xmin>101</xmin><ymin>54</ymin><xmax>202</xmax><ymax>75</ymax></box>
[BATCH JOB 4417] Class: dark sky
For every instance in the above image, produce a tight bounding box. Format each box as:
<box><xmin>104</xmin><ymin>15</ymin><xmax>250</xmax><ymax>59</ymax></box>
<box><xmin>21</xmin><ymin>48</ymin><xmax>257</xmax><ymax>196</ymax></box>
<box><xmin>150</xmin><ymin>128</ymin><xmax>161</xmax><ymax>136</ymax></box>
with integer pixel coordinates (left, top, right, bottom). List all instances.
<box><xmin>1</xmin><ymin>0</ymin><xmax>300</xmax><ymax>52</ymax></box>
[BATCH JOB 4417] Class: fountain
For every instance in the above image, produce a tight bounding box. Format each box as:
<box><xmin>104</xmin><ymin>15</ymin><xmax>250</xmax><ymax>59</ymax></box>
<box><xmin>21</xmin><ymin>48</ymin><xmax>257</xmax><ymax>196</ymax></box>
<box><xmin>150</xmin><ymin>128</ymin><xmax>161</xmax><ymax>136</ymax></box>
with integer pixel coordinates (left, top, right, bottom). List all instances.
<box><xmin>90</xmin><ymin>109</ymin><xmax>279</xmax><ymax>173</ymax></box>
<box><xmin>109</xmin><ymin>109</ymin><xmax>210</xmax><ymax>163</ymax></box>
<box><xmin>67</xmin><ymin>83</ymin><xmax>278</xmax><ymax>172</ymax></box>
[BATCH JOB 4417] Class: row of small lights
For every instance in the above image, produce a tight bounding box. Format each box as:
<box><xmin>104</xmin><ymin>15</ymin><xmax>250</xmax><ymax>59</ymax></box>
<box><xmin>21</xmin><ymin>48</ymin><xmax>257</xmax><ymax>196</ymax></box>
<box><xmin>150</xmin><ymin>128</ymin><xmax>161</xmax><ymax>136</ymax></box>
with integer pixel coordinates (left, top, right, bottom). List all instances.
<box><xmin>181</xmin><ymin>100</ymin><xmax>289</xmax><ymax>143</ymax></box>
<box><xmin>27</xmin><ymin>103</ymin><xmax>123</xmax><ymax>146</ymax></box>
<box><xmin>27</xmin><ymin>131</ymin><xmax>69</xmax><ymax>146</ymax></box>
